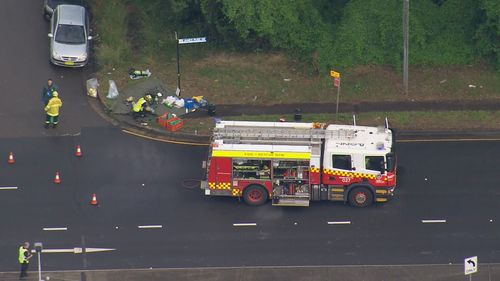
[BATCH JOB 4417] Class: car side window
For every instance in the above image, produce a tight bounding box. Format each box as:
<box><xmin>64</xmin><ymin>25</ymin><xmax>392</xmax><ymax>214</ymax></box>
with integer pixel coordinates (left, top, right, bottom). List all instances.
<box><xmin>332</xmin><ymin>155</ymin><xmax>352</xmax><ymax>170</ymax></box>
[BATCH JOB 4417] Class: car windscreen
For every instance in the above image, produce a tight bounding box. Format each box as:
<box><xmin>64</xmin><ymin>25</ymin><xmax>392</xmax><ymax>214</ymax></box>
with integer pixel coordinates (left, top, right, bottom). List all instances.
<box><xmin>55</xmin><ymin>24</ymin><xmax>85</xmax><ymax>44</ymax></box>
<box><xmin>48</xmin><ymin>0</ymin><xmax>85</xmax><ymax>8</ymax></box>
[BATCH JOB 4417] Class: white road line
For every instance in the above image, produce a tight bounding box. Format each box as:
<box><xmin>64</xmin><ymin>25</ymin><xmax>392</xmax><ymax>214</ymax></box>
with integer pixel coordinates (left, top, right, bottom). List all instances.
<box><xmin>421</xmin><ymin>219</ymin><xmax>446</xmax><ymax>223</ymax></box>
<box><xmin>137</xmin><ymin>225</ymin><xmax>163</xmax><ymax>229</ymax></box>
<box><xmin>43</xmin><ymin>227</ymin><xmax>68</xmax><ymax>231</ymax></box>
<box><xmin>327</xmin><ymin>221</ymin><xmax>351</xmax><ymax>225</ymax></box>
<box><xmin>0</xmin><ymin>186</ymin><xmax>18</xmax><ymax>190</ymax></box>
<box><xmin>233</xmin><ymin>223</ymin><xmax>257</xmax><ymax>227</ymax></box>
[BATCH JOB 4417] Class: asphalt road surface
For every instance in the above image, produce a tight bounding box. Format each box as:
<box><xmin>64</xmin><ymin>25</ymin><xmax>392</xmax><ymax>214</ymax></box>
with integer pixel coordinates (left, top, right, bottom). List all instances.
<box><xmin>0</xmin><ymin>0</ymin><xmax>106</xmax><ymax>138</ymax></box>
<box><xmin>2</xmin><ymin>0</ymin><xmax>500</xmax><ymax>277</ymax></box>
<box><xmin>1</xmin><ymin>131</ymin><xmax>499</xmax><ymax>271</ymax></box>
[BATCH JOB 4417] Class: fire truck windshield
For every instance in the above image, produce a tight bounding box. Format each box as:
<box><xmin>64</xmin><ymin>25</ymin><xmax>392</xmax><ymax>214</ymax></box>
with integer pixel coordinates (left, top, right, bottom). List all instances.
<box><xmin>386</xmin><ymin>152</ymin><xmax>396</xmax><ymax>172</ymax></box>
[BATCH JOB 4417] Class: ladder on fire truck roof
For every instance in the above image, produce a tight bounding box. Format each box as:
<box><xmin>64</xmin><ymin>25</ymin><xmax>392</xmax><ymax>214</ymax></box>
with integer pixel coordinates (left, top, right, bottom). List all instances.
<box><xmin>213</xmin><ymin>124</ymin><xmax>358</xmax><ymax>145</ymax></box>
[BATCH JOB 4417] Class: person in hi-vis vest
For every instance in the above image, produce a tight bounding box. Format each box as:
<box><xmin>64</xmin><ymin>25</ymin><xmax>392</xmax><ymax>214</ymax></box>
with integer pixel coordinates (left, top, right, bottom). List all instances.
<box><xmin>19</xmin><ymin>242</ymin><xmax>33</xmax><ymax>278</ymax></box>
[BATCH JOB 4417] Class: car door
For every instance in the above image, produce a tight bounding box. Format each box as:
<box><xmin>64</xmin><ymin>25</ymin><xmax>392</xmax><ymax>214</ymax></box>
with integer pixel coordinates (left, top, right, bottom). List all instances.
<box><xmin>50</xmin><ymin>8</ymin><xmax>58</xmax><ymax>55</ymax></box>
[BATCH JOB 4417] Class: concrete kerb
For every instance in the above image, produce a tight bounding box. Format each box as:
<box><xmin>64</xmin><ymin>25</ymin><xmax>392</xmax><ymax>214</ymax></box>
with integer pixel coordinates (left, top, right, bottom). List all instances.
<box><xmin>84</xmin><ymin>79</ymin><xmax>500</xmax><ymax>143</ymax></box>
<box><xmin>1</xmin><ymin>263</ymin><xmax>499</xmax><ymax>281</ymax></box>
<box><xmin>86</xmin><ymin>90</ymin><xmax>210</xmax><ymax>145</ymax></box>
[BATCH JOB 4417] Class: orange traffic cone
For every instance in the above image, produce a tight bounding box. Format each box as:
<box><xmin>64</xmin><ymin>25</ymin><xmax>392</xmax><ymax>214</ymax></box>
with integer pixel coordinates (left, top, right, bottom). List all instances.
<box><xmin>90</xmin><ymin>194</ymin><xmax>98</xmax><ymax>206</ymax></box>
<box><xmin>75</xmin><ymin>145</ymin><xmax>82</xmax><ymax>157</ymax></box>
<box><xmin>7</xmin><ymin>152</ymin><xmax>14</xmax><ymax>164</ymax></box>
<box><xmin>53</xmin><ymin>171</ymin><xmax>61</xmax><ymax>184</ymax></box>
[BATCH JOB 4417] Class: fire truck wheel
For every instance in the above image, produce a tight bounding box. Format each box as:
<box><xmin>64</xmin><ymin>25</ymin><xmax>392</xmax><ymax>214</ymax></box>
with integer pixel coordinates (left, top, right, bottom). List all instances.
<box><xmin>348</xmin><ymin>187</ymin><xmax>373</xmax><ymax>208</ymax></box>
<box><xmin>243</xmin><ymin>185</ymin><xmax>268</xmax><ymax>206</ymax></box>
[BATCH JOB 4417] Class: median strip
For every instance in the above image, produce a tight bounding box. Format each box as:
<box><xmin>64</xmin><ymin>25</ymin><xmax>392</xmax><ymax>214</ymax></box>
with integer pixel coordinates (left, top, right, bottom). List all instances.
<box><xmin>233</xmin><ymin>223</ymin><xmax>257</xmax><ymax>227</ymax></box>
<box><xmin>421</xmin><ymin>219</ymin><xmax>446</xmax><ymax>224</ymax></box>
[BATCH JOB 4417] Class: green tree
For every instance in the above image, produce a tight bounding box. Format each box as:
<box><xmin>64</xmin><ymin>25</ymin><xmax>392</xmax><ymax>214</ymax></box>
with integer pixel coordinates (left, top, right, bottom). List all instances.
<box><xmin>475</xmin><ymin>0</ymin><xmax>500</xmax><ymax>69</ymax></box>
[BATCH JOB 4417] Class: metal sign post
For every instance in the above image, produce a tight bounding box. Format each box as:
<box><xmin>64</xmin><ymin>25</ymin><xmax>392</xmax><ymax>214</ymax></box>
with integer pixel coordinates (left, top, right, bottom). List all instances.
<box><xmin>34</xmin><ymin>242</ymin><xmax>43</xmax><ymax>281</ymax></box>
<box><xmin>330</xmin><ymin>70</ymin><xmax>341</xmax><ymax>121</ymax></box>
<box><xmin>175</xmin><ymin>31</ymin><xmax>181</xmax><ymax>96</ymax></box>
<box><xmin>464</xmin><ymin>256</ymin><xmax>478</xmax><ymax>281</ymax></box>
<box><xmin>175</xmin><ymin>33</ymin><xmax>207</xmax><ymax>97</ymax></box>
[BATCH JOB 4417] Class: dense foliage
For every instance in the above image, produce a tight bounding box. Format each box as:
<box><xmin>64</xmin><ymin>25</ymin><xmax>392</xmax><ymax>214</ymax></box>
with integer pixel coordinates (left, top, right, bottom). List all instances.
<box><xmin>128</xmin><ymin>0</ymin><xmax>500</xmax><ymax>70</ymax></box>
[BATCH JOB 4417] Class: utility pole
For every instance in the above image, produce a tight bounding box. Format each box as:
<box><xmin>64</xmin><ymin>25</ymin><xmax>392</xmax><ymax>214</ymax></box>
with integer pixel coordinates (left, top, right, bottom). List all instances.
<box><xmin>402</xmin><ymin>0</ymin><xmax>409</xmax><ymax>95</ymax></box>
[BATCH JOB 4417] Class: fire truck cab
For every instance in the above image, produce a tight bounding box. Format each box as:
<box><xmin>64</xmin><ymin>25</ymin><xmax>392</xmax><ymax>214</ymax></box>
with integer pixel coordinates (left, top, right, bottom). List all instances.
<box><xmin>201</xmin><ymin>120</ymin><xmax>396</xmax><ymax>207</ymax></box>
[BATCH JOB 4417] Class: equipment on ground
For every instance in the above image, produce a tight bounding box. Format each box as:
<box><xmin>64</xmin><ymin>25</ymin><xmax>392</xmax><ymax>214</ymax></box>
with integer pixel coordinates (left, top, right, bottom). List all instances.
<box><xmin>201</xmin><ymin>120</ymin><xmax>397</xmax><ymax>207</ymax></box>
<box><xmin>129</xmin><ymin>68</ymin><xmax>151</xmax><ymax>80</ymax></box>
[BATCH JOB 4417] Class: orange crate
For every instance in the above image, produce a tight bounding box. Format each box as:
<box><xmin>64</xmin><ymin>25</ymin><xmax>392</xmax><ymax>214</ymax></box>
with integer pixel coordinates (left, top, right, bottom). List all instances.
<box><xmin>166</xmin><ymin>117</ymin><xmax>184</xmax><ymax>132</ymax></box>
<box><xmin>156</xmin><ymin>113</ymin><xmax>176</xmax><ymax>128</ymax></box>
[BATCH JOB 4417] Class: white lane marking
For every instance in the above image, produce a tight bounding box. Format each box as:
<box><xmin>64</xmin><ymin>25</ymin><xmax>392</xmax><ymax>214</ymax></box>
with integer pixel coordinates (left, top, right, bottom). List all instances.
<box><xmin>43</xmin><ymin>227</ymin><xmax>68</xmax><ymax>231</ymax></box>
<box><xmin>233</xmin><ymin>223</ymin><xmax>257</xmax><ymax>227</ymax></box>
<box><xmin>421</xmin><ymin>219</ymin><xmax>446</xmax><ymax>223</ymax></box>
<box><xmin>0</xmin><ymin>186</ymin><xmax>18</xmax><ymax>190</ymax></box>
<box><xmin>327</xmin><ymin>221</ymin><xmax>351</xmax><ymax>225</ymax></box>
<box><xmin>137</xmin><ymin>225</ymin><xmax>163</xmax><ymax>229</ymax></box>
<box><xmin>31</xmin><ymin>247</ymin><xmax>116</xmax><ymax>254</ymax></box>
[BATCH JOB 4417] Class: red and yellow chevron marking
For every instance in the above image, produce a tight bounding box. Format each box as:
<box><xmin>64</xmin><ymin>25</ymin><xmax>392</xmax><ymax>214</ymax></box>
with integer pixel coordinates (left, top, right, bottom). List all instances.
<box><xmin>231</xmin><ymin>189</ymin><xmax>241</xmax><ymax>196</ymax></box>
<box><xmin>323</xmin><ymin>168</ymin><xmax>377</xmax><ymax>179</ymax></box>
<box><xmin>208</xmin><ymin>182</ymin><xmax>231</xmax><ymax>190</ymax></box>
<box><xmin>310</xmin><ymin>167</ymin><xmax>320</xmax><ymax>173</ymax></box>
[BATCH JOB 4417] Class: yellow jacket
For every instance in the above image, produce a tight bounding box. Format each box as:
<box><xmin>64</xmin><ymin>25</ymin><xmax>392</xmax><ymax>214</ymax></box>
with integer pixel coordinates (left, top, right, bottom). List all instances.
<box><xmin>45</xmin><ymin>97</ymin><xmax>62</xmax><ymax>116</ymax></box>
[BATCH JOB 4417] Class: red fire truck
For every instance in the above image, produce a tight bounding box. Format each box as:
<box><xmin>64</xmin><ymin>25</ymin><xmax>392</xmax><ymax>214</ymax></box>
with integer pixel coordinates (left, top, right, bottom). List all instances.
<box><xmin>201</xmin><ymin>120</ymin><xmax>397</xmax><ymax>207</ymax></box>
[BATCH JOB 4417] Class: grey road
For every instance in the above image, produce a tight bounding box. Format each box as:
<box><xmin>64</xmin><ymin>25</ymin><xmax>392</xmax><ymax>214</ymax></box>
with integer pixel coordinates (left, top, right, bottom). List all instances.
<box><xmin>1</xmin><ymin>0</ymin><xmax>500</xmax><ymax>277</ymax></box>
<box><xmin>0</xmin><ymin>129</ymin><xmax>499</xmax><ymax>271</ymax></box>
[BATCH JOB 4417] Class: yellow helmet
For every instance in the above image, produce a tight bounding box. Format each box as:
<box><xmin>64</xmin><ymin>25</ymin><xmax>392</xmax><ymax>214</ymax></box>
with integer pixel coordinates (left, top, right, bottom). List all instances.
<box><xmin>52</xmin><ymin>91</ymin><xmax>59</xmax><ymax>97</ymax></box>
<box><xmin>145</xmin><ymin>95</ymin><xmax>152</xmax><ymax>101</ymax></box>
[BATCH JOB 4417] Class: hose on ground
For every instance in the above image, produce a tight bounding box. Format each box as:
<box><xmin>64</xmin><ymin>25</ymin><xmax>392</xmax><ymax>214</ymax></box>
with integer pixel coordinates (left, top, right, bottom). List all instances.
<box><xmin>182</xmin><ymin>179</ymin><xmax>202</xmax><ymax>189</ymax></box>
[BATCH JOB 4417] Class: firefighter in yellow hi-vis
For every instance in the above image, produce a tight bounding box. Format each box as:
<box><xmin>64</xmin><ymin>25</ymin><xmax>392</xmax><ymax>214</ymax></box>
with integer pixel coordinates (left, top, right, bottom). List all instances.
<box><xmin>19</xmin><ymin>242</ymin><xmax>33</xmax><ymax>278</ymax></box>
<box><xmin>44</xmin><ymin>91</ymin><xmax>62</xmax><ymax>128</ymax></box>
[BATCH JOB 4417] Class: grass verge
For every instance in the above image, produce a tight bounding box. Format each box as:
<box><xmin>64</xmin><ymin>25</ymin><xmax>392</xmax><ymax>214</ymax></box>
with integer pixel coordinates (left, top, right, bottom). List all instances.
<box><xmin>178</xmin><ymin>110</ymin><xmax>500</xmax><ymax>136</ymax></box>
<box><xmin>88</xmin><ymin>1</ymin><xmax>500</xmax><ymax>133</ymax></box>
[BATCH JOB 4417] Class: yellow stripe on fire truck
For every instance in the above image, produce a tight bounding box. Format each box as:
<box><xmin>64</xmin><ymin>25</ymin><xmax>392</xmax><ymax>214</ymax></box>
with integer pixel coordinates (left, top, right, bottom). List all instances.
<box><xmin>323</xmin><ymin>168</ymin><xmax>377</xmax><ymax>179</ymax></box>
<box><xmin>208</xmin><ymin>182</ymin><xmax>232</xmax><ymax>190</ymax></box>
<box><xmin>231</xmin><ymin>189</ymin><xmax>241</xmax><ymax>196</ymax></box>
<box><xmin>211</xmin><ymin>150</ymin><xmax>311</xmax><ymax>160</ymax></box>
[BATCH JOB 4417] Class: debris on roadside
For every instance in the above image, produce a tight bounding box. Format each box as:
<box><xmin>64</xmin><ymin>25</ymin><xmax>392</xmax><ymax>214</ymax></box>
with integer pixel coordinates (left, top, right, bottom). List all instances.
<box><xmin>160</xmin><ymin>95</ymin><xmax>209</xmax><ymax>113</ymax></box>
<box><xmin>129</xmin><ymin>68</ymin><xmax>151</xmax><ymax>80</ymax></box>
<box><xmin>439</xmin><ymin>79</ymin><xmax>447</xmax><ymax>84</ymax></box>
<box><xmin>86</xmin><ymin>78</ymin><xmax>99</xmax><ymax>98</ymax></box>
<box><xmin>468</xmin><ymin>84</ymin><xmax>477</xmax><ymax>88</ymax></box>
<box><xmin>107</xmin><ymin>80</ymin><xmax>119</xmax><ymax>99</ymax></box>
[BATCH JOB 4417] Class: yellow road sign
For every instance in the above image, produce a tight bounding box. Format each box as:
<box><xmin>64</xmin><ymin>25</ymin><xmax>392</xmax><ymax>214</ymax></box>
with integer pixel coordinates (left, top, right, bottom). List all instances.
<box><xmin>330</xmin><ymin>70</ymin><xmax>340</xmax><ymax>78</ymax></box>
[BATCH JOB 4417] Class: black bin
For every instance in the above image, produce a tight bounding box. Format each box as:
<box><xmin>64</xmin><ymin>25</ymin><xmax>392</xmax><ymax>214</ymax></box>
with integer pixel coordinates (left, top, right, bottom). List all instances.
<box><xmin>294</xmin><ymin>108</ymin><xmax>302</xmax><ymax>122</ymax></box>
<box><xmin>208</xmin><ymin>104</ymin><xmax>216</xmax><ymax>116</ymax></box>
